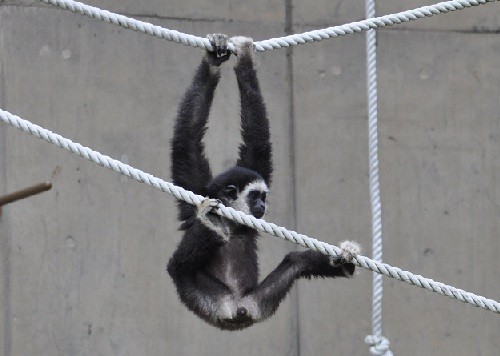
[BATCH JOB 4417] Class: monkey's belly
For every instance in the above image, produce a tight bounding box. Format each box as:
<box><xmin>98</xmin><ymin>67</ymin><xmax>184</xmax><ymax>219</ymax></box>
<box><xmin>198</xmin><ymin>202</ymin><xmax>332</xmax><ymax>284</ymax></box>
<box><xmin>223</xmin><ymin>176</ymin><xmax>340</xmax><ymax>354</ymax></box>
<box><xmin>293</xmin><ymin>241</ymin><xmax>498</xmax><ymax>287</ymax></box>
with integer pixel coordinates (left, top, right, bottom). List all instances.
<box><xmin>206</xmin><ymin>238</ymin><xmax>257</xmax><ymax>295</ymax></box>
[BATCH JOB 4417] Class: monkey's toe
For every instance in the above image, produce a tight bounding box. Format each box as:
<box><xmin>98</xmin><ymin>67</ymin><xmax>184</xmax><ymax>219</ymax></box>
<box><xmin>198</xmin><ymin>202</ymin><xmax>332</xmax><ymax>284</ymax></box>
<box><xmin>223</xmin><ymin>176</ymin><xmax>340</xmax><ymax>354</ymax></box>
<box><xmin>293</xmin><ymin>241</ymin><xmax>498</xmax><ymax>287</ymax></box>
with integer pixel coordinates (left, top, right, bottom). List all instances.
<box><xmin>339</xmin><ymin>240</ymin><xmax>361</xmax><ymax>262</ymax></box>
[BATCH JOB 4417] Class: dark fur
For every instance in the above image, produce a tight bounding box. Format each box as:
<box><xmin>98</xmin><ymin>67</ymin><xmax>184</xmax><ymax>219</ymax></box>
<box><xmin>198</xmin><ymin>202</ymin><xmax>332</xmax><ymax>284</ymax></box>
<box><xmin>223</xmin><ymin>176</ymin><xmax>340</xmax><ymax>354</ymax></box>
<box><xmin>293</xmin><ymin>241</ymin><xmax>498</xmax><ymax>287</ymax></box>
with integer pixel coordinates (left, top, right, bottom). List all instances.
<box><xmin>168</xmin><ymin>41</ymin><xmax>355</xmax><ymax>331</ymax></box>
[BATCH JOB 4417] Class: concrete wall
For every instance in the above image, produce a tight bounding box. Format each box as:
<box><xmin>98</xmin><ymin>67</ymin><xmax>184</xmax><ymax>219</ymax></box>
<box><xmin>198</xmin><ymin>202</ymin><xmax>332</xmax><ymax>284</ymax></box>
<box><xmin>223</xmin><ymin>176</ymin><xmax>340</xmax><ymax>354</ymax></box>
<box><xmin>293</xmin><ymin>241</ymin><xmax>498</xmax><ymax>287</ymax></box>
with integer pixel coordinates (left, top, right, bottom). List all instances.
<box><xmin>0</xmin><ymin>0</ymin><xmax>498</xmax><ymax>355</ymax></box>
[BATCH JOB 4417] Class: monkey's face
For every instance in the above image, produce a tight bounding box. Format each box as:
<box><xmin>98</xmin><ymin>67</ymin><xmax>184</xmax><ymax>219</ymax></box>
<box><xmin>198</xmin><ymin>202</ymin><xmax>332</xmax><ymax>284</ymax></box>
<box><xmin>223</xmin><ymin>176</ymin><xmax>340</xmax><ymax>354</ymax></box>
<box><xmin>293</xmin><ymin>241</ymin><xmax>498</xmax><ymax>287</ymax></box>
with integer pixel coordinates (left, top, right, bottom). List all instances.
<box><xmin>246</xmin><ymin>188</ymin><xmax>267</xmax><ymax>219</ymax></box>
<box><xmin>207</xmin><ymin>166</ymin><xmax>268</xmax><ymax>218</ymax></box>
<box><xmin>220</xmin><ymin>180</ymin><xmax>268</xmax><ymax>219</ymax></box>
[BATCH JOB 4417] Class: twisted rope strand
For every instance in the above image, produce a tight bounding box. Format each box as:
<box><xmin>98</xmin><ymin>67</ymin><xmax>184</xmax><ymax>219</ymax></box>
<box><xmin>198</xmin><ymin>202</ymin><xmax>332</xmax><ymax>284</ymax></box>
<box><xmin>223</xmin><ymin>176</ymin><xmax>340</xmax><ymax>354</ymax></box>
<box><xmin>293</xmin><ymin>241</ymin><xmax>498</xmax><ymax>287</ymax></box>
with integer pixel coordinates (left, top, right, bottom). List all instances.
<box><xmin>1</xmin><ymin>108</ymin><xmax>499</xmax><ymax>314</ymax></box>
<box><xmin>365</xmin><ymin>0</ymin><xmax>392</xmax><ymax>354</ymax></box>
<box><xmin>37</xmin><ymin>0</ymin><xmax>498</xmax><ymax>52</ymax></box>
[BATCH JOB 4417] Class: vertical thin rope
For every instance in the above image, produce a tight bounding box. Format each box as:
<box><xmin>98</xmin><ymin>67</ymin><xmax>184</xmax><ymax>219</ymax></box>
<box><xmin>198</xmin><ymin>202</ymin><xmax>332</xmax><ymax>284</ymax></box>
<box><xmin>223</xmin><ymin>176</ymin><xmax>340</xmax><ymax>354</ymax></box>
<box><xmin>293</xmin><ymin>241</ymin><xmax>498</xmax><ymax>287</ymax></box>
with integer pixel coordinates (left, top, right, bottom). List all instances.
<box><xmin>365</xmin><ymin>1</ymin><xmax>392</xmax><ymax>355</ymax></box>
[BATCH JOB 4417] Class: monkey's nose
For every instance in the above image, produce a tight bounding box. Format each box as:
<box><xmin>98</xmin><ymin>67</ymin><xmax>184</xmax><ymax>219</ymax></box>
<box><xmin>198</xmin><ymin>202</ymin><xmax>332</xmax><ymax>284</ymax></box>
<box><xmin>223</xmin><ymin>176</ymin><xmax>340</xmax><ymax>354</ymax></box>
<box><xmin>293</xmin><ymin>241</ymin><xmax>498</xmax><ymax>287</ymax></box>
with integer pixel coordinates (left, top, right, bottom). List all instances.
<box><xmin>237</xmin><ymin>307</ymin><xmax>247</xmax><ymax>317</ymax></box>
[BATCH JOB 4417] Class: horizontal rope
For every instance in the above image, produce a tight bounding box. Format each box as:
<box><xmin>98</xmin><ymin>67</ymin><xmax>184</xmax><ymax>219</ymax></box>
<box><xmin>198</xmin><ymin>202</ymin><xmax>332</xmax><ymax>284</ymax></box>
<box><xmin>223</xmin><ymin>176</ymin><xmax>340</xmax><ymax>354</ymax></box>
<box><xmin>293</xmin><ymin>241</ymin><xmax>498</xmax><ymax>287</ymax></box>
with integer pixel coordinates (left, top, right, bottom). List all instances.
<box><xmin>1</xmin><ymin>108</ymin><xmax>499</xmax><ymax>314</ymax></box>
<box><xmin>37</xmin><ymin>0</ymin><xmax>498</xmax><ymax>52</ymax></box>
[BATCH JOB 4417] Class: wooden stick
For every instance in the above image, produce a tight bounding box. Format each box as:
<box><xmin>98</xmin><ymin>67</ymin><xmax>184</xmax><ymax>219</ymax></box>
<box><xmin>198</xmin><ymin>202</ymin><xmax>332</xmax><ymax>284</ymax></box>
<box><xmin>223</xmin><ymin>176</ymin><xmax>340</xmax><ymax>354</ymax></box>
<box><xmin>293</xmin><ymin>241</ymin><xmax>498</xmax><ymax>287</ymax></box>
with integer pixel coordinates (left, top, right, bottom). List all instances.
<box><xmin>0</xmin><ymin>182</ymin><xmax>52</xmax><ymax>206</ymax></box>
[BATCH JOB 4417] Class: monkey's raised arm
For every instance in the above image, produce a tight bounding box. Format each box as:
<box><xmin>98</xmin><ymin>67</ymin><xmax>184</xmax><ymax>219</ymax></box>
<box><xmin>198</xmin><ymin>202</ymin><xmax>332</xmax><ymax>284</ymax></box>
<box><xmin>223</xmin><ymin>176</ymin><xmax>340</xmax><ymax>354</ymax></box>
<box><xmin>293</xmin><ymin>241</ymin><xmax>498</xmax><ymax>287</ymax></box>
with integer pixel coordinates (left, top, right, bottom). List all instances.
<box><xmin>171</xmin><ymin>58</ymin><xmax>220</xmax><ymax>223</ymax></box>
<box><xmin>234</xmin><ymin>40</ymin><xmax>273</xmax><ymax>186</ymax></box>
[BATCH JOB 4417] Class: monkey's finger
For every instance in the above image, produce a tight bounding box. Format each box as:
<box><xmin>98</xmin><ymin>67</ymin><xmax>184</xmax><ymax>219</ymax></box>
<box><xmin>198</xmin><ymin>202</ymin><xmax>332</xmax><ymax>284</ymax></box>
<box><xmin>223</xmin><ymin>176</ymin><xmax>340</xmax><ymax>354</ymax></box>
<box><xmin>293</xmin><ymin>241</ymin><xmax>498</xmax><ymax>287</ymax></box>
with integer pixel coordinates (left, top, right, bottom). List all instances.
<box><xmin>207</xmin><ymin>198</ymin><xmax>222</xmax><ymax>208</ymax></box>
<box><xmin>217</xmin><ymin>46</ymin><xmax>228</xmax><ymax>58</ymax></box>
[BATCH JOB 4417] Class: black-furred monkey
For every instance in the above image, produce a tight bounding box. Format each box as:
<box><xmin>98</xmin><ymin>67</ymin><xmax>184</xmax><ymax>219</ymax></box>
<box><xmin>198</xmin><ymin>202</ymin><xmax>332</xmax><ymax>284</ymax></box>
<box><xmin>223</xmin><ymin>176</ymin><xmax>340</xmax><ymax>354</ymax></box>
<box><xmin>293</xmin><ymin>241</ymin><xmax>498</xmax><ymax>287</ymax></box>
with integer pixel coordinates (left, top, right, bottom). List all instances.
<box><xmin>168</xmin><ymin>34</ymin><xmax>360</xmax><ymax>330</ymax></box>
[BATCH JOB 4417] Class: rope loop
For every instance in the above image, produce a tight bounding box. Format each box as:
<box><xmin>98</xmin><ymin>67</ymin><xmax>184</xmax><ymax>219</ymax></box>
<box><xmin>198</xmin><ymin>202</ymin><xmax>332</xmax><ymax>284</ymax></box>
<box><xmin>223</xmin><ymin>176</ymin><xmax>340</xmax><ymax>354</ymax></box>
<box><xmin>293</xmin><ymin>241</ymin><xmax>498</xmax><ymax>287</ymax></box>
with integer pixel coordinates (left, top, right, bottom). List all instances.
<box><xmin>365</xmin><ymin>335</ymin><xmax>393</xmax><ymax>356</ymax></box>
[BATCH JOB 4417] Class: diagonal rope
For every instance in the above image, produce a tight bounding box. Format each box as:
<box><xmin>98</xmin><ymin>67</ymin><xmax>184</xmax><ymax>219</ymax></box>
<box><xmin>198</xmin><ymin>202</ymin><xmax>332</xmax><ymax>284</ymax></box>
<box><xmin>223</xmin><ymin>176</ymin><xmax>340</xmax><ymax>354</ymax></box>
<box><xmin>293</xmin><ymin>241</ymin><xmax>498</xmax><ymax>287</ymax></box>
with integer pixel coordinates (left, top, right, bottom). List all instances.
<box><xmin>1</xmin><ymin>107</ymin><xmax>499</xmax><ymax>314</ymax></box>
<box><xmin>364</xmin><ymin>1</ymin><xmax>392</xmax><ymax>355</ymax></box>
<box><xmin>36</xmin><ymin>0</ymin><xmax>498</xmax><ymax>52</ymax></box>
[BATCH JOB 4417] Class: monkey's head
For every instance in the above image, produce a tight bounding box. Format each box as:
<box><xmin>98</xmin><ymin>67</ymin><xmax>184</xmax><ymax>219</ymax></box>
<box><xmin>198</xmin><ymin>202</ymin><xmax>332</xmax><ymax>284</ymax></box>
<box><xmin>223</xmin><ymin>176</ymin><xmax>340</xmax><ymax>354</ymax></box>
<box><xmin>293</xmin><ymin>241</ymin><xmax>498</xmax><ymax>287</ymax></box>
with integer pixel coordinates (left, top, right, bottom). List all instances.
<box><xmin>207</xmin><ymin>166</ymin><xmax>268</xmax><ymax>219</ymax></box>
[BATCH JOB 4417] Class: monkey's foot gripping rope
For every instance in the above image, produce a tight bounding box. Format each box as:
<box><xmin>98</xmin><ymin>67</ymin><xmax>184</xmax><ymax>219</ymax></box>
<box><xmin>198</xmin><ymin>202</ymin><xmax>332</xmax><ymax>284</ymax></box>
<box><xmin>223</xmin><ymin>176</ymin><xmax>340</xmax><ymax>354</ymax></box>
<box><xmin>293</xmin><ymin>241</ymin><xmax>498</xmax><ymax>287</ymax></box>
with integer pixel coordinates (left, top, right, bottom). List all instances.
<box><xmin>36</xmin><ymin>0</ymin><xmax>498</xmax><ymax>52</ymax></box>
<box><xmin>1</xmin><ymin>108</ymin><xmax>499</xmax><ymax>315</ymax></box>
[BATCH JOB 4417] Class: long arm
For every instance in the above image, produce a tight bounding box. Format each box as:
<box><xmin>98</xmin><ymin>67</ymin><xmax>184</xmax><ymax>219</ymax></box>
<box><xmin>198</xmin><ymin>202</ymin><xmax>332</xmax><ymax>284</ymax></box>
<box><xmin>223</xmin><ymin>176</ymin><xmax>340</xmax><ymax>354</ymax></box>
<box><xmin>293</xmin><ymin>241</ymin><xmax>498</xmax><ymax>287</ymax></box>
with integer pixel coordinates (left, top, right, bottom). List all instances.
<box><xmin>234</xmin><ymin>39</ymin><xmax>273</xmax><ymax>186</ymax></box>
<box><xmin>171</xmin><ymin>58</ymin><xmax>220</xmax><ymax>223</ymax></box>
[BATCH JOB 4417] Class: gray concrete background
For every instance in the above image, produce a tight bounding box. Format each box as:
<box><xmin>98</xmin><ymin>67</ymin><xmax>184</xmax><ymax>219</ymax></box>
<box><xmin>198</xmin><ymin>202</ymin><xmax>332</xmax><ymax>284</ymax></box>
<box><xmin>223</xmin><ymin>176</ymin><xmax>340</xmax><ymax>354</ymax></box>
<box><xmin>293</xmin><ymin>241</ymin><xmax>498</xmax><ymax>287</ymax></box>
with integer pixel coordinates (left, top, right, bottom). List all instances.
<box><xmin>0</xmin><ymin>0</ymin><xmax>498</xmax><ymax>355</ymax></box>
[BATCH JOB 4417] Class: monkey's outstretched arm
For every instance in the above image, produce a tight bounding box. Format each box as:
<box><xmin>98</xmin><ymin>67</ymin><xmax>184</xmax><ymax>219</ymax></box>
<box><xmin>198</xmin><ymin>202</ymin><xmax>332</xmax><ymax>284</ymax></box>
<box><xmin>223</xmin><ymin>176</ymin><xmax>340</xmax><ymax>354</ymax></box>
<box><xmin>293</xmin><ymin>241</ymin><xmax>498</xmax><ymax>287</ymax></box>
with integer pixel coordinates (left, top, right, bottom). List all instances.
<box><xmin>171</xmin><ymin>35</ymin><xmax>230</xmax><ymax>223</ymax></box>
<box><xmin>172</xmin><ymin>59</ymin><xmax>218</xmax><ymax>192</ymax></box>
<box><xmin>233</xmin><ymin>37</ymin><xmax>273</xmax><ymax>186</ymax></box>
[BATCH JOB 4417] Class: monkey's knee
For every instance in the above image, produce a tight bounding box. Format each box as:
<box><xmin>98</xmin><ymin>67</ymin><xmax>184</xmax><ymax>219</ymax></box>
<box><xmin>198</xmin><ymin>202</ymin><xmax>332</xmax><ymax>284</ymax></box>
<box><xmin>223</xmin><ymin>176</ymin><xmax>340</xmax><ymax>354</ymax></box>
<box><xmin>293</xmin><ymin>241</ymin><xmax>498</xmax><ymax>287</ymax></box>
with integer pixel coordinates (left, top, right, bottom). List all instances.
<box><xmin>166</xmin><ymin>259</ymin><xmax>175</xmax><ymax>278</ymax></box>
<box><xmin>166</xmin><ymin>260</ymin><xmax>183</xmax><ymax>283</ymax></box>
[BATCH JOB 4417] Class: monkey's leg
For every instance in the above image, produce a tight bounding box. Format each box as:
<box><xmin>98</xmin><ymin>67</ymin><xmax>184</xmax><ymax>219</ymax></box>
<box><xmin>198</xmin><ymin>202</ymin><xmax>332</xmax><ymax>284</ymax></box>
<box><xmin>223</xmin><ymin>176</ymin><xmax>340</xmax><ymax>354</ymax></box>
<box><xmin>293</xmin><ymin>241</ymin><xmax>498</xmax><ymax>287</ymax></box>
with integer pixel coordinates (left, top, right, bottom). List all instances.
<box><xmin>242</xmin><ymin>248</ymin><xmax>358</xmax><ymax>321</ymax></box>
<box><xmin>167</xmin><ymin>226</ymin><xmax>224</xmax><ymax>279</ymax></box>
<box><xmin>172</xmin><ymin>271</ymin><xmax>238</xmax><ymax>324</ymax></box>
<box><xmin>167</xmin><ymin>228</ymin><xmax>237</xmax><ymax>326</ymax></box>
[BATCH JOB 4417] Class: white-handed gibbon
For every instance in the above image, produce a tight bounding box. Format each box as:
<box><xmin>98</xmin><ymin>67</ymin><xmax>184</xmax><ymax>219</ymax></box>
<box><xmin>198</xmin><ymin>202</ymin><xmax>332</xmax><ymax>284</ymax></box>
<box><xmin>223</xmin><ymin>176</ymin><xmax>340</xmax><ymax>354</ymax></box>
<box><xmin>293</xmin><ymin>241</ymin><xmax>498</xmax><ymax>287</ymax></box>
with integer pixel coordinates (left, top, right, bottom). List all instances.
<box><xmin>167</xmin><ymin>34</ymin><xmax>361</xmax><ymax>330</ymax></box>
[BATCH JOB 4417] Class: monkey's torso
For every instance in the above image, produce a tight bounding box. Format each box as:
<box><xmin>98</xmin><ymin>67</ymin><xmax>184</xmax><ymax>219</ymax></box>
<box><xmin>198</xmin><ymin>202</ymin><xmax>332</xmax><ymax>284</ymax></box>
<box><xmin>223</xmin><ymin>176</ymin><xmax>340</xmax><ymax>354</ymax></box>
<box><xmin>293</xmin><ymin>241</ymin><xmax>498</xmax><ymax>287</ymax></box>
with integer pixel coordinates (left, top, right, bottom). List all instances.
<box><xmin>169</xmin><ymin>221</ymin><xmax>264</xmax><ymax>330</ymax></box>
<box><xmin>205</xmin><ymin>230</ymin><xmax>259</xmax><ymax>297</ymax></box>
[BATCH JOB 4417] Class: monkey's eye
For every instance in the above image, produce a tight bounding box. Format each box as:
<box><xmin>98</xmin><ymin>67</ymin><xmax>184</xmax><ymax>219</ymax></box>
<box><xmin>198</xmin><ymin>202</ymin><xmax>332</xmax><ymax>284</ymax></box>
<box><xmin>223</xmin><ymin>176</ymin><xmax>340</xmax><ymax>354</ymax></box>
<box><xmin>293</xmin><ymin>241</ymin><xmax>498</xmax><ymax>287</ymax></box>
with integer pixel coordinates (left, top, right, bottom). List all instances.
<box><xmin>223</xmin><ymin>185</ymin><xmax>237</xmax><ymax>199</ymax></box>
<box><xmin>261</xmin><ymin>192</ymin><xmax>267</xmax><ymax>203</ymax></box>
<box><xmin>249</xmin><ymin>191</ymin><xmax>260</xmax><ymax>200</ymax></box>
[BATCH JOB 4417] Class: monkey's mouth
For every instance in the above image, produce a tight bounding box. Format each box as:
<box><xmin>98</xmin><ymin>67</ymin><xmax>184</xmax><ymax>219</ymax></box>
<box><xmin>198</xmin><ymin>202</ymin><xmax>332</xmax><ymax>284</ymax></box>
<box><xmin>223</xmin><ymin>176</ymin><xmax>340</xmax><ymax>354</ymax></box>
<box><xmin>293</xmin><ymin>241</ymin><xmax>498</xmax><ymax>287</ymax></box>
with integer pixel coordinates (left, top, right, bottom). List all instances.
<box><xmin>252</xmin><ymin>210</ymin><xmax>265</xmax><ymax>219</ymax></box>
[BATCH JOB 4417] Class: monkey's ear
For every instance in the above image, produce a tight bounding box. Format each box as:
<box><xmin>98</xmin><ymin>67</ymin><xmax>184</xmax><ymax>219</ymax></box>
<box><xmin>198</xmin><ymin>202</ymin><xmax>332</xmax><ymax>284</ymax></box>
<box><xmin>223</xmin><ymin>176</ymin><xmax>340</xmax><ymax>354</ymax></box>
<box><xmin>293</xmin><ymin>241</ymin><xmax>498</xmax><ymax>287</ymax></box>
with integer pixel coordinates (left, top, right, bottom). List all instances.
<box><xmin>222</xmin><ymin>185</ymin><xmax>238</xmax><ymax>200</ymax></box>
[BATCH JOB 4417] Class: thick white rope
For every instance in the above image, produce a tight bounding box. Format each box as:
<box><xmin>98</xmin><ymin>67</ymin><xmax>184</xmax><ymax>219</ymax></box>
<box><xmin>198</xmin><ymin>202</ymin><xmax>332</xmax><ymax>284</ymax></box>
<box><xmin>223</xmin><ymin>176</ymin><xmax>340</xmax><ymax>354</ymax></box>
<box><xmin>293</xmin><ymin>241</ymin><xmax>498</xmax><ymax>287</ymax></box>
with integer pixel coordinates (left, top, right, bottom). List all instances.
<box><xmin>36</xmin><ymin>0</ymin><xmax>498</xmax><ymax>52</ymax></box>
<box><xmin>1</xmin><ymin>108</ymin><xmax>499</xmax><ymax>314</ymax></box>
<box><xmin>364</xmin><ymin>1</ymin><xmax>392</xmax><ymax>355</ymax></box>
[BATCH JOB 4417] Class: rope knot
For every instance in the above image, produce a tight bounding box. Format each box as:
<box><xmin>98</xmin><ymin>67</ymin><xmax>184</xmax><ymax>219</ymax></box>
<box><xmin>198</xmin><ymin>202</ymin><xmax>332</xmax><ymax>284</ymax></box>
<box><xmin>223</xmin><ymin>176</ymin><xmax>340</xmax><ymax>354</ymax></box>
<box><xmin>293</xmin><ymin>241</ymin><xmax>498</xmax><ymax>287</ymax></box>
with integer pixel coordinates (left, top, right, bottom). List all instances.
<box><xmin>365</xmin><ymin>335</ymin><xmax>393</xmax><ymax>356</ymax></box>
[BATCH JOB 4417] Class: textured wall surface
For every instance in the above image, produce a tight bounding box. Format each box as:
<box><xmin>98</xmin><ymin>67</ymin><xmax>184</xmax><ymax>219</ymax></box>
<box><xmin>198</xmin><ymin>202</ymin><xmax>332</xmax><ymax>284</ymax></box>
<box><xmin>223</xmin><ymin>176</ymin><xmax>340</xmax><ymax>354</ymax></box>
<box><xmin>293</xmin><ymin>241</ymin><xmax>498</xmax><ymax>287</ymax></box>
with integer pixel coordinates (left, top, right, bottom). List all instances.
<box><xmin>0</xmin><ymin>1</ymin><xmax>499</xmax><ymax>355</ymax></box>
